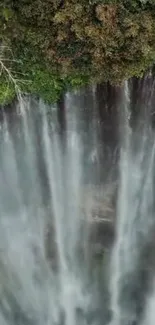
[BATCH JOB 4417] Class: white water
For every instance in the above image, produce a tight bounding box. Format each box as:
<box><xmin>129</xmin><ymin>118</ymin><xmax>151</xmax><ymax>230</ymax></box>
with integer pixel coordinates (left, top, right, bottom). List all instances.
<box><xmin>0</xmin><ymin>89</ymin><xmax>111</xmax><ymax>325</ymax></box>
<box><xmin>0</xmin><ymin>80</ymin><xmax>155</xmax><ymax>325</ymax></box>
<box><xmin>109</xmin><ymin>80</ymin><xmax>155</xmax><ymax>325</ymax></box>
<box><xmin>40</xmin><ymin>95</ymin><xmax>89</xmax><ymax>325</ymax></box>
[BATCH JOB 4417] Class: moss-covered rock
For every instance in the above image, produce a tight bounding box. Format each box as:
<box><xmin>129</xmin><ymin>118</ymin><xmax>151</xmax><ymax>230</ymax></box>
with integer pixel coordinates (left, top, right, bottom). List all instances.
<box><xmin>1</xmin><ymin>0</ymin><xmax>155</xmax><ymax>104</ymax></box>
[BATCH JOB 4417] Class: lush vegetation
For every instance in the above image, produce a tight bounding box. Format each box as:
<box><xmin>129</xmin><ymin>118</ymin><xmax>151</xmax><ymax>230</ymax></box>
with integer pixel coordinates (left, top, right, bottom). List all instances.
<box><xmin>1</xmin><ymin>0</ymin><xmax>155</xmax><ymax>104</ymax></box>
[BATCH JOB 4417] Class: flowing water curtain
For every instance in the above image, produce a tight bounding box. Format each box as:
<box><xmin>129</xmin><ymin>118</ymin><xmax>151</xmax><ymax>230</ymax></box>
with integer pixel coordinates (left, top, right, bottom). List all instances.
<box><xmin>109</xmin><ymin>80</ymin><xmax>155</xmax><ymax>325</ymax></box>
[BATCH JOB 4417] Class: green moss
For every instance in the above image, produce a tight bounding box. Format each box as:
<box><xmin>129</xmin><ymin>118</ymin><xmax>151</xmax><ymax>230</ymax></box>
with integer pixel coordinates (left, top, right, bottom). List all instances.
<box><xmin>28</xmin><ymin>70</ymin><xmax>64</xmax><ymax>103</ymax></box>
<box><xmin>0</xmin><ymin>80</ymin><xmax>16</xmax><ymax>106</ymax></box>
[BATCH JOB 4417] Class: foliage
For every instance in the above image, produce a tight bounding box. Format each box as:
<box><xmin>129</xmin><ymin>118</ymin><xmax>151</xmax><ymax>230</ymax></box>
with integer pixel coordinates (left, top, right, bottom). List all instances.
<box><xmin>0</xmin><ymin>77</ymin><xmax>16</xmax><ymax>105</ymax></box>
<box><xmin>0</xmin><ymin>0</ymin><xmax>155</xmax><ymax>104</ymax></box>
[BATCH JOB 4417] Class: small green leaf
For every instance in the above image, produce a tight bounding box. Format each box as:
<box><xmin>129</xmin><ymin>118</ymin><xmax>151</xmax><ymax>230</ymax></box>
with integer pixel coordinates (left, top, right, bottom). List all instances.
<box><xmin>2</xmin><ymin>8</ymin><xmax>13</xmax><ymax>21</ymax></box>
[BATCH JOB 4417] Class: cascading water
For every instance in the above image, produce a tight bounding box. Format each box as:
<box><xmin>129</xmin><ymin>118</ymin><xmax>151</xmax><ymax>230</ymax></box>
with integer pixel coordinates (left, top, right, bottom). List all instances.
<box><xmin>0</xmin><ymin>77</ymin><xmax>155</xmax><ymax>325</ymax></box>
<box><xmin>40</xmin><ymin>94</ymin><xmax>89</xmax><ymax>325</ymax></box>
<box><xmin>109</xmin><ymin>76</ymin><xmax>155</xmax><ymax>325</ymax></box>
<box><xmin>0</xmin><ymin>87</ymin><xmax>117</xmax><ymax>325</ymax></box>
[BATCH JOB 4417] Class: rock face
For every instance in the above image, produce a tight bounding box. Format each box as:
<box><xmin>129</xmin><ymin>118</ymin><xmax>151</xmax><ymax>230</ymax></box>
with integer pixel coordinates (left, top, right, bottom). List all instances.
<box><xmin>44</xmin><ymin>183</ymin><xmax>117</xmax><ymax>271</ymax></box>
<box><xmin>81</xmin><ymin>184</ymin><xmax>116</xmax><ymax>222</ymax></box>
<box><xmin>81</xmin><ymin>184</ymin><xmax>116</xmax><ymax>254</ymax></box>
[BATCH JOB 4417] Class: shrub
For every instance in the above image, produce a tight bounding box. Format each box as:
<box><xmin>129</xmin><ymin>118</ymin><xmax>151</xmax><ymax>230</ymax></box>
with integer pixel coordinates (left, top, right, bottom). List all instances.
<box><xmin>0</xmin><ymin>79</ymin><xmax>16</xmax><ymax>105</ymax></box>
<box><xmin>1</xmin><ymin>0</ymin><xmax>155</xmax><ymax>104</ymax></box>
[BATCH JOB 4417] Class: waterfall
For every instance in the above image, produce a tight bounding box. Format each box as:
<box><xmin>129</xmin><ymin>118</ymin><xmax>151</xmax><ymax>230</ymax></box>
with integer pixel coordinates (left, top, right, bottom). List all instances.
<box><xmin>109</xmin><ymin>78</ymin><xmax>155</xmax><ymax>325</ymax></box>
<box><xmin>0</xmin><ymin>78</ymin><xmax>155</xmax><ymax>325</ymax></box>
<box><xmin>0</xmin><ymin>87</ymin><xmax>115</xmax><ymax>325</ymax></box>
<box><xmin>40</xmin><ymin>94</ymin><xmax>88</xmax><ymax>325</ymax></box>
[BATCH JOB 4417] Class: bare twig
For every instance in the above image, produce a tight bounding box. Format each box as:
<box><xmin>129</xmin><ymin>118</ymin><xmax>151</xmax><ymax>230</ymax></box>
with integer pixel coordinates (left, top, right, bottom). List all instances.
<box><xmin>0</xmin><ymin>45</ymin><xmax>32</xmax><ymax>114</ymax></box>
<box><xmin>0</xmin><ymin>45</ymin><xmax>30</xmax><ymax>99</ymax></box>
